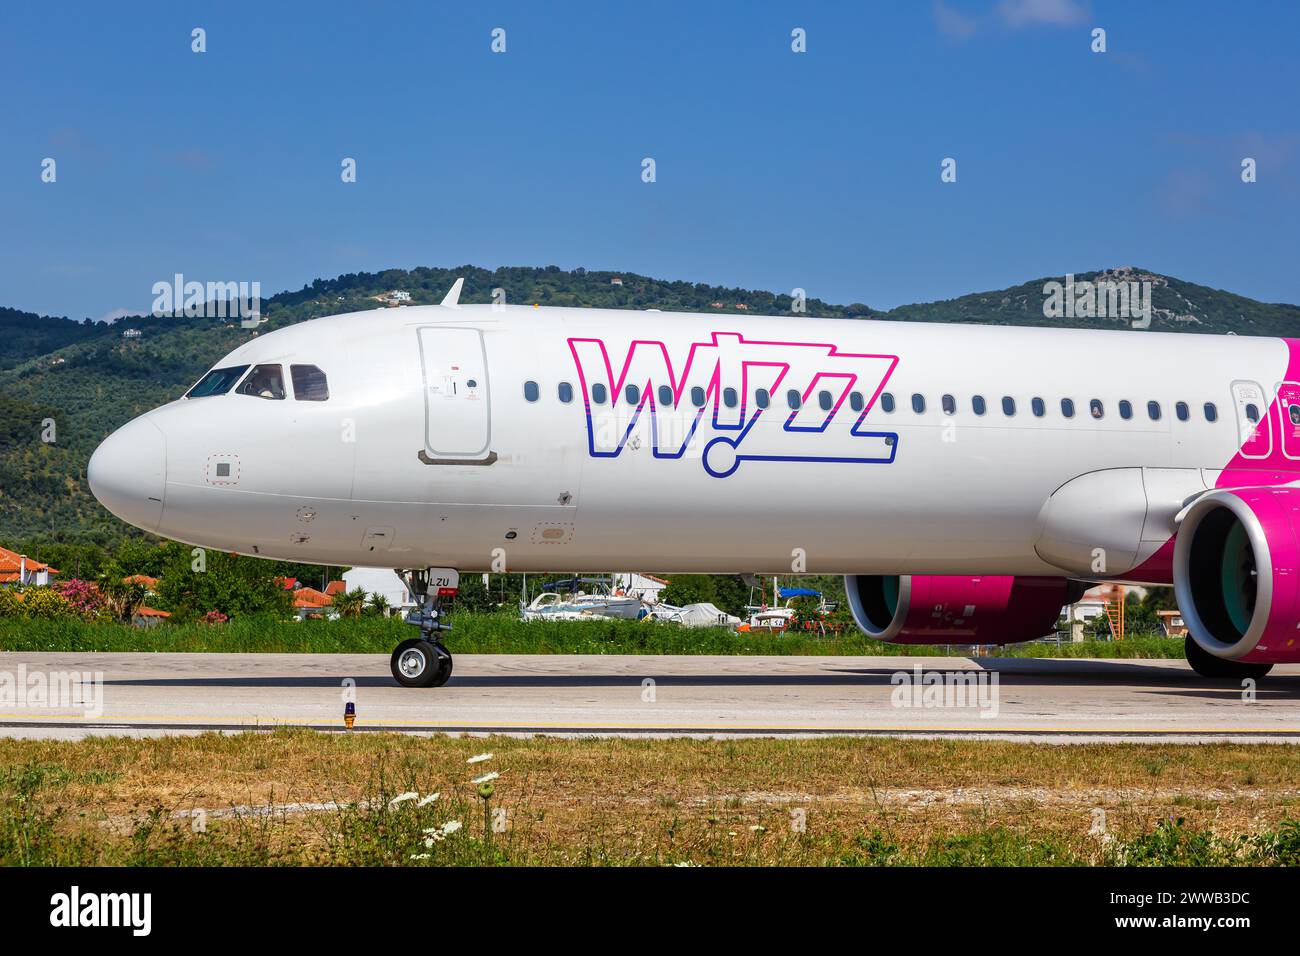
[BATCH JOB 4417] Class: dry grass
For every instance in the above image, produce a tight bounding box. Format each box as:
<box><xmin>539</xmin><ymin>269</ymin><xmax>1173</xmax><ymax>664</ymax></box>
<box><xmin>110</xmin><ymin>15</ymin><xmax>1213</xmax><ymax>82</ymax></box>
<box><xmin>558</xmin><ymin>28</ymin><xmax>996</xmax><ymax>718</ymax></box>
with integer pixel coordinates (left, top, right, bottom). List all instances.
<box><xmin>4</xmin><ymin>732</ymin><xmax>1300</xmax><ymax>865</ymax></box>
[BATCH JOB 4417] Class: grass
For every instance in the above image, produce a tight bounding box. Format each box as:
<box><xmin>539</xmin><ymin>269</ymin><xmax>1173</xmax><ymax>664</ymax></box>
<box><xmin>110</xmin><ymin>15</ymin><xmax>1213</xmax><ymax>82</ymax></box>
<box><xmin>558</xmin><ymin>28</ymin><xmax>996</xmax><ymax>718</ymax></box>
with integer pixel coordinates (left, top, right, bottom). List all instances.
<box><xmin>0</xmin><ymin>613</ymin><xmax>1187</xmax><ymax>658</ymax></box>
<box><xmin>2</xmin><ymin>731</ymin><xmax>1299</xmax><ymax>866</ymax></box>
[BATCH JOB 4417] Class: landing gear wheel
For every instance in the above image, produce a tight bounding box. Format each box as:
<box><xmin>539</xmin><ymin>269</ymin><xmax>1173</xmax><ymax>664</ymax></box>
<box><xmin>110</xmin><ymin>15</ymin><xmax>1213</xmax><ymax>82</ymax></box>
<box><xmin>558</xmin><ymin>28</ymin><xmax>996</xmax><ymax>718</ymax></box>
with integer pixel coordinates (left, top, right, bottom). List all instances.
<box><xmin>392</xmin><ymin>638</ymin><xmax>439</xmax><ymax>688</ymax></box>
<box><xmin>430</xmin><ymin>644</ymin><xmax>453</xmax><ymax>687</ymax></box>
<box><xmin>1185</xmin><ymin>636</ymin><xmax>1273</xmax><ymax>680</ymax></box>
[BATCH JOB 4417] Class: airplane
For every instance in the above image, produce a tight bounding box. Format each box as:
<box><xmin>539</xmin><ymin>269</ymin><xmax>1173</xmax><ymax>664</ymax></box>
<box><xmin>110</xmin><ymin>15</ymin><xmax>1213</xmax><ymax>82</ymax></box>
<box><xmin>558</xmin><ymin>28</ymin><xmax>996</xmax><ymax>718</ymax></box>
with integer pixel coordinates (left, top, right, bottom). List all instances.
<box><xmin>87</xmin><ymin>278</ymin><xmax>1300</xmax><ymax>687</ymax></box>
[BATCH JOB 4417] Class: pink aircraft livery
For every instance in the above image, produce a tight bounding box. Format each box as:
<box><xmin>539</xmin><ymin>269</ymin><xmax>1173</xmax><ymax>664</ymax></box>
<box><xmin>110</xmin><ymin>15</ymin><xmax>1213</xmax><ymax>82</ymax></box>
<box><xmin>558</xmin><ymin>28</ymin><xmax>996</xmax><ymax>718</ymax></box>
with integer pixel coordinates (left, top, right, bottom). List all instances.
<box><xmin>87</xmin><ymin>279</ymin><xmax>1300</xmax><ymax>686</ymax></box>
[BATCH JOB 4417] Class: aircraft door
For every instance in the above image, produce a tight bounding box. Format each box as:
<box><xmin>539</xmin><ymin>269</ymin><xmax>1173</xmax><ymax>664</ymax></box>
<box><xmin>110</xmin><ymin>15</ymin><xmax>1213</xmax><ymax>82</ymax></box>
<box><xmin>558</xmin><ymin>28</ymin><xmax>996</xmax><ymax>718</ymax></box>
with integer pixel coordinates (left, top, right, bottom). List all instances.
<box><xmin>1230</xmin><ymin>380</ymin><xmax>1271</xmax><ymax>459</ymax></box>
<box><xmin>418</xmin><ymin>327</ymin><xmax>495</xmax><ymax>463</ymax></box>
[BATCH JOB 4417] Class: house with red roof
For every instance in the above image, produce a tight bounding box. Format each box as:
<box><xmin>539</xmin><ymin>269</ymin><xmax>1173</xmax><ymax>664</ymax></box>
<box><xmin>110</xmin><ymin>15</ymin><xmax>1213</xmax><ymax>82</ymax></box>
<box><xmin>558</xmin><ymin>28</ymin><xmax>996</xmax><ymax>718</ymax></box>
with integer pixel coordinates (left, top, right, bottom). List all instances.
<box><xmin>292</xmin><ymin>586</ymin><xmax>334</xmax><ymax>619</ymax></box>
<box><xmin>0</xmin><ymin>546</ymin><xmax>58</xmax><ymax>587</ymax></box>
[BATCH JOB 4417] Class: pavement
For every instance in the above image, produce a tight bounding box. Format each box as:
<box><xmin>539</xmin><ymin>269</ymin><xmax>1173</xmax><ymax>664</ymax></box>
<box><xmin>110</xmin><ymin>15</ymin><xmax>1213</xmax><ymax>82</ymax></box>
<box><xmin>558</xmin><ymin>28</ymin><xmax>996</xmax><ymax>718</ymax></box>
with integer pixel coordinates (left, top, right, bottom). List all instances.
<box><xmin>1</xmin><ymin>652</ymin><xmax>1298</xmax><ymax>742</ymax></box>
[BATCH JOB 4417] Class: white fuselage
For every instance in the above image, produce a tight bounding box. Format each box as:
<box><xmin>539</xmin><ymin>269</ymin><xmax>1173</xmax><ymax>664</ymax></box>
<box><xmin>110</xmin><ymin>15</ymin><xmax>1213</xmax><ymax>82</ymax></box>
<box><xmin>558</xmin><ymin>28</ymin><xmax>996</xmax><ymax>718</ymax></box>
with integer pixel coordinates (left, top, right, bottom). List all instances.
<box><xmin>87</xmin><ymin>304</ymin><xmax>1292</xmax><ymax>578</ymax></box>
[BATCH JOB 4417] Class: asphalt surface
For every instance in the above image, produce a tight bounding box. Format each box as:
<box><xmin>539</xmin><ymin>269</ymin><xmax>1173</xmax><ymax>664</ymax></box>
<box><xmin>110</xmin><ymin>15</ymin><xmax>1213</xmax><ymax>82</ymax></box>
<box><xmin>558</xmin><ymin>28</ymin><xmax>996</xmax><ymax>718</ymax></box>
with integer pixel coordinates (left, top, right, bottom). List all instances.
<box><xmin>1</xmin><ymin>652</ymin><xmax>1298</xmax><ymax>742</ymax></box>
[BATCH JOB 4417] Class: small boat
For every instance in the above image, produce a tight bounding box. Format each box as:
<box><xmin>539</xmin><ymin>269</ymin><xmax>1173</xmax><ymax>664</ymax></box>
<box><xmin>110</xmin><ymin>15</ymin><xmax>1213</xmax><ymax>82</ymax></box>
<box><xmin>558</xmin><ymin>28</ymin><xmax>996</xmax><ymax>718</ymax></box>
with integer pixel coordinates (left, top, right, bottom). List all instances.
<box><xmin>735</xmin><ymin>584</ymin><xmax>837</xmax><ymax>633</ymax></box>
<box><xmin>520</xmin><ymin>578</ymin><xmax>644</xmax><ymax>621</ymax></box>
<box><xmin>645</xmin><ymin>602</ymin><xmax>742</xmax><ymax>629</ymax></box>
<box><xmin>736</xmin><ymin>605</ymin><xmax>797</xmax><ymax>632</ymax></box>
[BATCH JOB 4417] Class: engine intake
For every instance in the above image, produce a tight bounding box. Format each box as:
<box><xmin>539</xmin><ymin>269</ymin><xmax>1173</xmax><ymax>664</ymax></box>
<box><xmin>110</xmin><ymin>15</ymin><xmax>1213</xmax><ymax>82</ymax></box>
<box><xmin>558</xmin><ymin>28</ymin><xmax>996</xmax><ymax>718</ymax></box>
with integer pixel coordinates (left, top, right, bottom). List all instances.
<box><xmin>1174</xmin><ymin>486</ymin><xmax>1300</xmax><ymax>664</ymax></box>
<box><xmin>844</xmin><ymin>574</ymin><xmax>1079</xmax><ymax>645</ymax></box>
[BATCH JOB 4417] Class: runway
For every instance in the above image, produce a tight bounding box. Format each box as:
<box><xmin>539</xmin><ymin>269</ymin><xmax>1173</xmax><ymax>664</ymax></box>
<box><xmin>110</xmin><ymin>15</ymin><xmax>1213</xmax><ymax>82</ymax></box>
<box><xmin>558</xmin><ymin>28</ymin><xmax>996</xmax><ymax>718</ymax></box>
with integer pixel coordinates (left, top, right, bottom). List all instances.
<box><xmin>2</xmin><ymin>652</ymin><xmax>1298</xmax><ymax>742</ymax></box>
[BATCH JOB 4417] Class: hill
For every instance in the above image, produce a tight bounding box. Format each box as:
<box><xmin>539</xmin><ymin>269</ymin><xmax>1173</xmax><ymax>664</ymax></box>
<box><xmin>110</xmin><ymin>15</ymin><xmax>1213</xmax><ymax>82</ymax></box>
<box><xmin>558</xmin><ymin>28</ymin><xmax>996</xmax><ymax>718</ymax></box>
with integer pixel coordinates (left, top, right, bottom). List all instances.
<box><xmin>2</xmin><ymin>264</ymin><xmax>1298</xmax><ymax>549</ymax></box>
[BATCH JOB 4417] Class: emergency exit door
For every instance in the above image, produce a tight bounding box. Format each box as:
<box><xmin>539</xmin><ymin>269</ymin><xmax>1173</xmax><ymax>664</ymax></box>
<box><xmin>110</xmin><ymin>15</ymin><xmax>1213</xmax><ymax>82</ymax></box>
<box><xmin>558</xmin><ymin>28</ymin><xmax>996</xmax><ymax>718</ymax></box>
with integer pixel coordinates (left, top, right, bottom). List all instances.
<box><xmin>1230</xmin><ymin>380</ymin><xmax>1271</xmax><ymax>459</ymax></box>
<box><xmin>418</xmin><ymin>327</ymin><xmax>493</xmax><ymax>462</ymax></box>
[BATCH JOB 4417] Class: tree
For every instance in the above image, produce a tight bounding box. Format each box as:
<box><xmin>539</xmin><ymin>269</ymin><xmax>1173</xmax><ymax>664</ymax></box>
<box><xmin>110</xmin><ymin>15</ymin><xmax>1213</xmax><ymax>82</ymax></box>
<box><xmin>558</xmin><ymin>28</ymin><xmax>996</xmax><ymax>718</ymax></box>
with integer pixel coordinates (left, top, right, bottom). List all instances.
<box><xmin>332</xmin><ymin>587</ymin><xmax>367</xmax><ymax>619</ymax></box>
<box><xmin>659</xmin><ymin>575</ymin><xmax>718</xmax><ymax>608</ymax></box>
<box><xmin>365</xmin><ymin>592</ymin><xmax>391</xmax><ymax>617</ymax></box>
<box><xmin>96</xmin><ymin>564</ymin><xmax>146</xmax><ymax>623</ymax></box>
<box><xmin>154</xmin><ymin>544</ymin><xmax>290</xmax><ymax>621</ymax></box>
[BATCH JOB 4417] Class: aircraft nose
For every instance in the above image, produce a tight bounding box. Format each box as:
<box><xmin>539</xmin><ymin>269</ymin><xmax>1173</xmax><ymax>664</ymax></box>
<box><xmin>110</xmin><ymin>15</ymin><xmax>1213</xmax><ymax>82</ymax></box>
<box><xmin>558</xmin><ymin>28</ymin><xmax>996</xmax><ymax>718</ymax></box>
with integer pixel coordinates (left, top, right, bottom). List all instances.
<box><xmin>88</xmin><ymin>416</ymin><xmax>167</xmax><ymax>533</ymax></box>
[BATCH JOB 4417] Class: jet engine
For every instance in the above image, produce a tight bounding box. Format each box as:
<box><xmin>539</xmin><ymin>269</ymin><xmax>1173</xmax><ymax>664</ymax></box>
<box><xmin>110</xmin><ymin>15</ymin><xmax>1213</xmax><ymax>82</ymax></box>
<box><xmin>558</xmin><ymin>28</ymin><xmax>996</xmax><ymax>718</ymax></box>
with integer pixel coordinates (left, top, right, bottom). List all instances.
<box><xmin>1173</xmin><ymin>486</ymin><xmax>1300</xmax><ymax>676</ymax></box>
<box><xmin>843</xmin><ymin>574</ymin><xmax>1081</xmax><ymax>645</ymax></box>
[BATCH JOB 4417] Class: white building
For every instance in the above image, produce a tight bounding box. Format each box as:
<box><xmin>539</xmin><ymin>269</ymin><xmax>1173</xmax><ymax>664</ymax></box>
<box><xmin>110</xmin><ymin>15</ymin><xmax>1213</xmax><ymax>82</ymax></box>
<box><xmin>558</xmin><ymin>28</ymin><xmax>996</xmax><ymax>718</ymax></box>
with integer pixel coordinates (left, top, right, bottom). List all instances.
<box><xmin>612</xmin><ymin>573</ymin><xmax>670</xmax><ymax>604</ymax></box>
<box><xmin>342</xmin><ymin>567</ymin><xmax>417</xmax><ymax>612</ymax></box>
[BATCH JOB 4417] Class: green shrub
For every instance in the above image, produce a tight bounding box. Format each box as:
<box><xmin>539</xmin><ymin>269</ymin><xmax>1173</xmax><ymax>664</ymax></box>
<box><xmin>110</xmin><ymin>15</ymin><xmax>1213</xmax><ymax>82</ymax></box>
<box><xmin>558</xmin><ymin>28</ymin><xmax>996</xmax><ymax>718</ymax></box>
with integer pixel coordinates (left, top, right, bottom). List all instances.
<box><xmin>0</xmin><ymin>588</ymin><xmax>23</xmax><ymax>618</ymax></box>
<box><xmin>17</xmin><ymin>587</ymin><xmax>75</xmax><ymax>619</ymax></box>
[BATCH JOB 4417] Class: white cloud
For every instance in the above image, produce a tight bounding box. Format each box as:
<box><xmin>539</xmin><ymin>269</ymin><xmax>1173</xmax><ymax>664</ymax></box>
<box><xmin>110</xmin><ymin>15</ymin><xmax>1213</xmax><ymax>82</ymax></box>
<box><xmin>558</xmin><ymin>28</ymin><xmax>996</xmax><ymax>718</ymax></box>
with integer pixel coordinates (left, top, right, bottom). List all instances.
<box><xmin>932</xmin><ymin>1</ymin><xmax>979</xmax><ymax>41</ymax></box>
<box><xmin>937</xmin><ymin>0</ymin><xmax>1089</xmax><ymax>38</ymax></box>
<box><xmin>996</xmin><ymin>0</ymin><xmax>1088</xmax><ymax>29</ymax></box>
<box><xmin>98</xmin><ymin>307</ymin><xmax>137</xmax><ymax>324</ymax></box>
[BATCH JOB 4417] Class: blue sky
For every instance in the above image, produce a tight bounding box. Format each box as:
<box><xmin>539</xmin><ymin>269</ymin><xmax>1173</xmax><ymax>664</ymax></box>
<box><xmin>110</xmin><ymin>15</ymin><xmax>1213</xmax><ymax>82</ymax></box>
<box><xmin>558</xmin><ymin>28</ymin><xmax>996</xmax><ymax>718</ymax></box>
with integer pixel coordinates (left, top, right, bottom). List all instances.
<box><xmin>2</xmin><ymin>0</ymin><xmax>1298</xmax><ymax>321</ymax></box>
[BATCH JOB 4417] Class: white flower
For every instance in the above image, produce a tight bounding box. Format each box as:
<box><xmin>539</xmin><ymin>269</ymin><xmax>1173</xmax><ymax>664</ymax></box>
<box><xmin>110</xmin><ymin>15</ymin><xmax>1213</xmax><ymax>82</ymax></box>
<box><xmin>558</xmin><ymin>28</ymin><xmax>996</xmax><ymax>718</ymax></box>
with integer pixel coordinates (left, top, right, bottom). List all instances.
<box><xmin>417</xmin><ymin>792</ymin><xmax>440</xmax><ymax>807</ymax></box>
<box><xmin>750</xmin><ymin>825</ymin><xmax>767</xmax><ymax>833</ymax></box>
<box><xmin>388</xmin><ymin>791</ymin><xmax>418</xmax><ymax>809</ymax></box>
<box><xmin>422</xmin><ymin>820</ymin><xmax>463</xmax><ymax>845</ymax></box>
<box><xmin>410</xmin><ymin>853</ymin><xmax>430</xmax><ymax>860</ymax></box>
<box><xmin>467</xmin><ymin>753</ymin><xmax>493</xmax><ymax>764</ymax></box>
<box><xmin>471</xmin><ymin>771</ymin><xmax>500</xmax><ymax>785</ymax></box>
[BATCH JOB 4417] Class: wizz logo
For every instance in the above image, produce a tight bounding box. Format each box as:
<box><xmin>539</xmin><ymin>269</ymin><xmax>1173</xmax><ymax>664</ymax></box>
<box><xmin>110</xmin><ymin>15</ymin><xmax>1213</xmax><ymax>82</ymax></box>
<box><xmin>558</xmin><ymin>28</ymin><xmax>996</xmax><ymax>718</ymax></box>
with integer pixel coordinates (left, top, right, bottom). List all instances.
<box><xmin>568</xmin><ymin>331</ymin><xmax>899</xmax><ymax>478</ymax></box>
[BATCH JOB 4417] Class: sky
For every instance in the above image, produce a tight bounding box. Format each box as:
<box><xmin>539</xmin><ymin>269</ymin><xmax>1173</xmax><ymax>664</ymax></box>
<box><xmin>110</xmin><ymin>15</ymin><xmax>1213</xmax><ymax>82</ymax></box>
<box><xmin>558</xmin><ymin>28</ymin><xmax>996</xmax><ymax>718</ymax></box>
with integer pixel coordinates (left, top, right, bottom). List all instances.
<box><xmin>1</xmin><ymin>0</ymin><xmax>1298</xmax><ymax>321</ymax></box>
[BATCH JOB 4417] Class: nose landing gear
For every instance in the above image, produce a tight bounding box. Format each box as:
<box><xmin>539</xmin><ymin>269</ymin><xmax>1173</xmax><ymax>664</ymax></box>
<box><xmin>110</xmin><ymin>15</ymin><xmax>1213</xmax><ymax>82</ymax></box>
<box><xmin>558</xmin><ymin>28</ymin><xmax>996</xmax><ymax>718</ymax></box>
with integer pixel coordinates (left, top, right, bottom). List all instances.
<box><xmin>391</xmin><ymin>568</ymin><xmax>459</xmax><ymax>688</ymax></box>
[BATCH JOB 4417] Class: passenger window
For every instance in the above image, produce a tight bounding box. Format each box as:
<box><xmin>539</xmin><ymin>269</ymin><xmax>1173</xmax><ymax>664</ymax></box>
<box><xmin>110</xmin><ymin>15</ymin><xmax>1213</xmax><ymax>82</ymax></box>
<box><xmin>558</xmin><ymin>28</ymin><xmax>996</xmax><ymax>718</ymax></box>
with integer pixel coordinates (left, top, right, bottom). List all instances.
<box><xmin>1204</xmin><ymin>402</ymin><xmax>1218</xmax><ymax>422</ymax></box>
<box><xmin>691</xmin><ymin>386</ymin><xmax>706</xmax><ymax>407</ymax></box>
<box><xmin>849</xmin><ymin>391</ymin><xmax>864</xmax><ymax>412</ymax></box>
<box><xmin>880</xmin><ymin>392</ymin><xmax>895</xmax><ymax>413</ymax></box>
<box><xmin>787</xmin><ymin>389</ymin><xmax>802</xmax><ymax>410</ymax></box>
<box><xmin>1031</xmin><ymin>397</ymin><xmax>1045</xmax><ymax>417</ymax></box>
<box><xmin>911</xmin><ymin>393</ymin><xmax>925</xmax><ymax>414</ymax></box>
<box><xmin>558</xmin><ymin>382</ymin><xmax>574</xmax><ymax>403</ymax></box>
<box><xmin>289</xmin><ymin>364</ymin><xmax>329</xmax><ymax>402</ymax></box>
<box><xmin>1148</xmin><ymin>401</ymin><xmax>1161</xmax><ymax>421</ymax></box>
<box><xmin>591</xmin><ymin>383</ymin><xmax>607</xmax><ymax>405</ymax></box>
<box><xmin>1119</xmin><ymin>400</ymin><xmax>1133</xmax><ymax>420</ymax></box>
<box><xmin>819</xmin><ymin>390</ymin><xmax>834</xmax><ymax>411</ymax></box>
<box><xmin>658</xmin><ymin>385</ymin><xmax>673</xmax><ymax>407</ymax></box>
<box><xmin>236</xmin><ymin>364</ymin><xmax>286</xmax><ymax>400</ymax></box>
<box><xmin>1001</xmin><ymin>396</ymin><xmax>1016</xmax><ymax>416</ymax></box>
<box><xmin>625</xmin><ymin>384</ymin><xmax>640</xmax><ymax>405</ymax></box>
<box><xmin>941</xmin><ymin>394</ymin><xmax>956</xmax><ymax>415</ymax></box>
<box><xmin>972</xmin><ymin>395</ymin><xmax>986</xmax><ymax>416</ymax></box>
<box><xmin>524</xmin><ymin>381</ymin><xmax>540</xmax><ymax>402</ymax></box>
<box><xmin>187</xmin><ymin>364</ymin><xmax>250</xmax><ymax>399</ymax></box>
<box><xmin>1176</xmin><ymin>401</ymin><xmax>1189</xmax><ymax>421</ymax></box>
<box><xmin>1246</xmin><ymin>403</ymin><xmax>1260</xmax><ymax>423</ymax></box>
<box><xmin>1061</xmin><ymin>398</ymin><xmax>1075</xmax><ymax>418</ymax></box>
<box><xmin>756</xmin><ymin>388</ymin><xmax>770</xmax><ymax>409</ymax></box>
<box><xmin>724</xmin><ymin>387</ymin><xmax>739</xmax><ymax>409</ymax></box>
<box><xmin>1089</xmin><ymin>399</ymin><xmax>1104</xmax><ymax>419</ymax></box>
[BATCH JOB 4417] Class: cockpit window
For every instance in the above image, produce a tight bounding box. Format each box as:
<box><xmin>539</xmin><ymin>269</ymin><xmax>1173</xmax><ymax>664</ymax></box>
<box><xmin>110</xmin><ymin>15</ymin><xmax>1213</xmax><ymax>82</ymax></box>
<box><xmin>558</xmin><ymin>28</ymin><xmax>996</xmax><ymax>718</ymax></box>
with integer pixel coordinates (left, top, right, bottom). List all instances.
<box><xmin>290</xmin><ymin>364</ymin><xmax>330</xmax><ymax>401</ymax></box>
<box><xmin>236</xmin><ymin>364</ymin><xmax>287</xmax><ymax>400</ymax></box>
<box><xmin>185</xmin><ymin>365</ymin><xmax>250</xmax><ymax>398</ymax></box>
